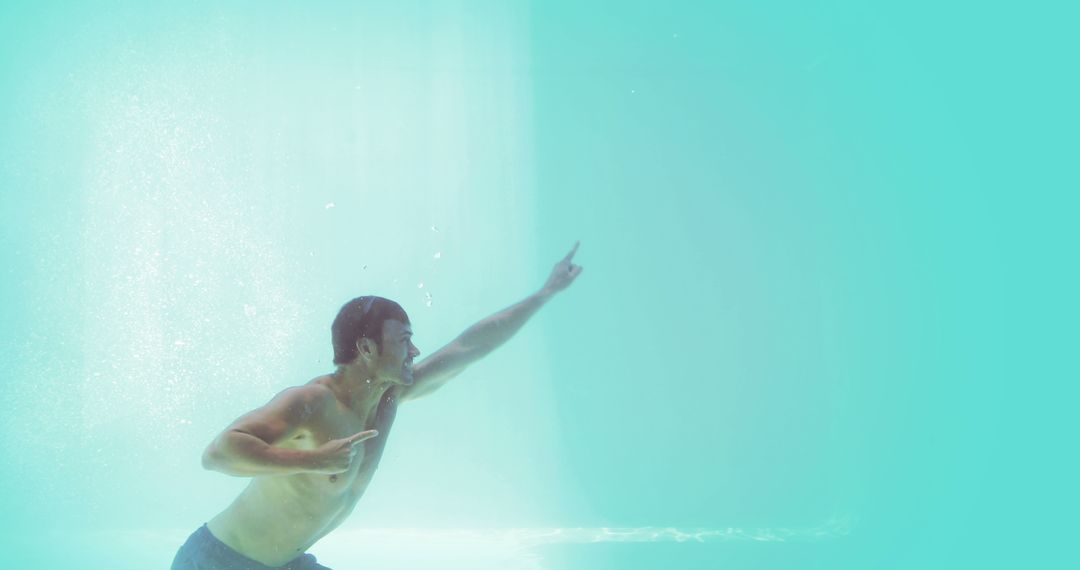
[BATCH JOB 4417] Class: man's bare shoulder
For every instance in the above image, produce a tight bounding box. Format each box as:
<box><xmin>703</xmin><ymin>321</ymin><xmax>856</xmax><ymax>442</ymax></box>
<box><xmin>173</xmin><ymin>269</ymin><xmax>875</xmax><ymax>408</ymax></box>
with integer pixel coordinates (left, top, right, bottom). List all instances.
<box><xmin>262</xmin><ymin>379</ymin><xmax>334</xmax><ymax>419</ymax></box>
<box><xmin>296</xmin><ymin>376</ymin><xmax>337</xmax><ymax>406</ymax></box>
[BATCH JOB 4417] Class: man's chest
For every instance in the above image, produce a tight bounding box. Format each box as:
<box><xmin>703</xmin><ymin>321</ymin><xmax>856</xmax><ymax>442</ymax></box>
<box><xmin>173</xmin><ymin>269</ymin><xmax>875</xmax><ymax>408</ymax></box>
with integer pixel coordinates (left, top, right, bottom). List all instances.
<box><xmin>282</xmin><ymin>392</ymin><xmax>400</xmax><ymax>491</ymax></box>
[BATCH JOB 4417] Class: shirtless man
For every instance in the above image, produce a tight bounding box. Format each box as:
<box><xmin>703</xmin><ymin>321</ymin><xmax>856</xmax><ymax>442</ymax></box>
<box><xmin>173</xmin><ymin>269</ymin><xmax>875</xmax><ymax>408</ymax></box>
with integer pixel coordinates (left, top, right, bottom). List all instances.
<box><xmin>171</xmin><ymin>244</ymin><xmax>583</xmax><ymax>569</ymax></box>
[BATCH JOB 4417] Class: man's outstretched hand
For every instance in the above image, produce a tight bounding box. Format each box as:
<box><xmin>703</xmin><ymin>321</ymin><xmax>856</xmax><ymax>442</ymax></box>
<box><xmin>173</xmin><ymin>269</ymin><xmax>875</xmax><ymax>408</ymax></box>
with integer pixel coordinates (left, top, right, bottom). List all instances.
<box><xmin>541</xmin><ymin>241</ymin><xmax>584</xmax><ymax>297</ymax></box>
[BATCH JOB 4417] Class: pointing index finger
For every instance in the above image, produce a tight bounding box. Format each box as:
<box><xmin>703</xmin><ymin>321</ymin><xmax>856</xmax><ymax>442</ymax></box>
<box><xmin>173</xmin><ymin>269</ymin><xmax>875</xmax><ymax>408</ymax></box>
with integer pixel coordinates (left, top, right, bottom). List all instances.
<box><xmin>348</xmin><ymin>430</ymin><xmax>379</xmax><ymax>445</ymax></box>
<box><xmin>562</xmin><ymin>241</ymin><xmax>580</xmax><ymax>263</ymax></box>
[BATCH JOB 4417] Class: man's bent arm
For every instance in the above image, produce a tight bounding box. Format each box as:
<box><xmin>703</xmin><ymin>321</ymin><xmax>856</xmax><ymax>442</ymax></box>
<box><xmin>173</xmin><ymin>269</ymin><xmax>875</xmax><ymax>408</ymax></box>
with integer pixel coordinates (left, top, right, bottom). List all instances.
<box><xmin>404</xmin><ymin>242</ymin><xmax>583</xmax><ymax>401</ymax></box>
<box><xmin>201</xmin><ymin>386</ymin><xmax>325</xmax><ymax>476</ymax></box>
<box><xmin>202</xmin><ymin>430</ymin><xmax>316</xmax><ymax>477</ymax></box>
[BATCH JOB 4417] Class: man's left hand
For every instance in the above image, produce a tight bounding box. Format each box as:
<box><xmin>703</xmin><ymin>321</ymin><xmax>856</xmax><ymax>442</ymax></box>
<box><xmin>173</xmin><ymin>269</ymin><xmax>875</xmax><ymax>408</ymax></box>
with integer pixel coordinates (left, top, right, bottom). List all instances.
<box><xmin>541</xmin><ymin>241</ymin><xmax>584</xmax><ymax>296</ymax></box>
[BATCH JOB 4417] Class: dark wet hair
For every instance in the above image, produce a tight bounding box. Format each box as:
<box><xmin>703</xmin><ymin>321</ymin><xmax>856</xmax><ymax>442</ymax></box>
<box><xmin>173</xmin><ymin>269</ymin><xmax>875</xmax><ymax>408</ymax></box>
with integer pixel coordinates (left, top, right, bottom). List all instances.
<box><xmin>331</xmin><ymin>296</ymin><xmax>410</xmax><ymax>365</ymax></box>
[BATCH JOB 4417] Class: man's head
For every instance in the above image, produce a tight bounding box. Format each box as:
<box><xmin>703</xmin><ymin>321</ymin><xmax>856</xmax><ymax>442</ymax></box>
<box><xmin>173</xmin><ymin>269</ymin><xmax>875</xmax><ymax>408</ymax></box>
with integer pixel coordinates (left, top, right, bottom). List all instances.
<box><xmin>331</xmin><ymin>296</ymin><xmax>420</xmax><ymax>384</ymax></box>
<box><xmin>332</xmin><ymin>296</ymin><xmax>409</xmax><ymax>364</ymax></box>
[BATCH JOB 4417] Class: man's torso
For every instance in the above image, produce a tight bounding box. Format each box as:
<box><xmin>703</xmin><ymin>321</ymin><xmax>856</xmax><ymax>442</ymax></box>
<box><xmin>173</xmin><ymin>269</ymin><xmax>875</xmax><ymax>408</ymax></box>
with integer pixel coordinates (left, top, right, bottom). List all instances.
<box><xmin>207</xmin><ymin>377</ymin><xmax>399</xmax><ymax>566</ymax></box>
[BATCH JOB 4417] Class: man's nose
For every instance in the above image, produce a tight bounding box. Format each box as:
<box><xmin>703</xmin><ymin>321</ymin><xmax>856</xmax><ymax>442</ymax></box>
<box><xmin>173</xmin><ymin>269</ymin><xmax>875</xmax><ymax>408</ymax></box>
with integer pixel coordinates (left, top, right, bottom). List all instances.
<box><xmin>410</xmin><ymin>344</ymin><xmax>421</xmax><ymax>358</ymax></box>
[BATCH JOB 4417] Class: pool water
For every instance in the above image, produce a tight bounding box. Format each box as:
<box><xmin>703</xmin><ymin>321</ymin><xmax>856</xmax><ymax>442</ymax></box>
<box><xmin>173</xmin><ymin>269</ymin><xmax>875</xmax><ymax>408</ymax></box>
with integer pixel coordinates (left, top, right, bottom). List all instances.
<box><xmin>1</xmin><ymin>2</ymin><xmax>1074</xmax><ymax>569</ymax></box>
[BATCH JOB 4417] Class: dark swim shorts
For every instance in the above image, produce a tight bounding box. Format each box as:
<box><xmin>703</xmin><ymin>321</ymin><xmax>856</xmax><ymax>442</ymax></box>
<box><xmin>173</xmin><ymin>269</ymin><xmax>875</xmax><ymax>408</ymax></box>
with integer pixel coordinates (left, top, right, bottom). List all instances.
<box><xmin>171</xmin><ymin>524</ymin><xmax>333</xmax><ymax>570</ymax></box>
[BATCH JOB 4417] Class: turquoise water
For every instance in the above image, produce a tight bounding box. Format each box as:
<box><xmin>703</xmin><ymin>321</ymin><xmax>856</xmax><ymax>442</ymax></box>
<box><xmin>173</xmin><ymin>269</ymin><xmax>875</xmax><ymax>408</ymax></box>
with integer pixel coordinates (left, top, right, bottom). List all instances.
<box><xmin>1</xmin><ymin>2</ymin><xmax>1075</xmax><ymax>568</ymax></box>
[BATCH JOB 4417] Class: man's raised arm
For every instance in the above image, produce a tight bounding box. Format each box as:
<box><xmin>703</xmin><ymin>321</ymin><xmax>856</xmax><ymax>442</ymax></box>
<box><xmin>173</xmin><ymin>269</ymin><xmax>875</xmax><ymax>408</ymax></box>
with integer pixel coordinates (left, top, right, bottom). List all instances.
<box><xmin>402</xmin><ymin>242</ymin><xmax>583</xmax><ymax>402</ymax></box>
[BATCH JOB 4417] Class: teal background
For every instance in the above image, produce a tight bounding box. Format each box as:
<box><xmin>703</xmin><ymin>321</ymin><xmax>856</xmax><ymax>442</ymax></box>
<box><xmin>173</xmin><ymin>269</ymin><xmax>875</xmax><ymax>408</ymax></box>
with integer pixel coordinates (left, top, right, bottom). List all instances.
<box><xmin>1</xmin><ymin>1</ymin><xmax>1075</xmax><ymax>568</ymax></box>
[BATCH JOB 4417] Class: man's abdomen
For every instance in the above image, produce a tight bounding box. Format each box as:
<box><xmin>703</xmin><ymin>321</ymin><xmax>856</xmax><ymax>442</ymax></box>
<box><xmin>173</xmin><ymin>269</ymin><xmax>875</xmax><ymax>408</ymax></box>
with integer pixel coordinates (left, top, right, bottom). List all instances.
<box><xmin>206</xmin><ymin>477</ymin><xmax>352</xmax><ymax>566</ymax></box>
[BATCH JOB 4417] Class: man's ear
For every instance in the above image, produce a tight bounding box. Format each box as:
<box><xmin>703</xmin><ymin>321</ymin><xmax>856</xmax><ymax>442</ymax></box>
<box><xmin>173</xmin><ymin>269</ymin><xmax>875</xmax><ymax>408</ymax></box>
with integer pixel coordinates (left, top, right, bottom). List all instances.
<box><xmin>356</xmin><ymin>337</ymin><xmax>378</xmax><ymax>359</ymax></box>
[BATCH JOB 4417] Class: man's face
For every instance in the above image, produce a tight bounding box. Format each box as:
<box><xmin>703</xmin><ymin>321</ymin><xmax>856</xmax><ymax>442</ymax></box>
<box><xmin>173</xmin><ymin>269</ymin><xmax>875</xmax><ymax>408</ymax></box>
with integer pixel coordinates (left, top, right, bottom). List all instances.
<box><xmin>377</xmin><ymin>319</ymin><xmax>420</xmax><ymax>385</ymax></box>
